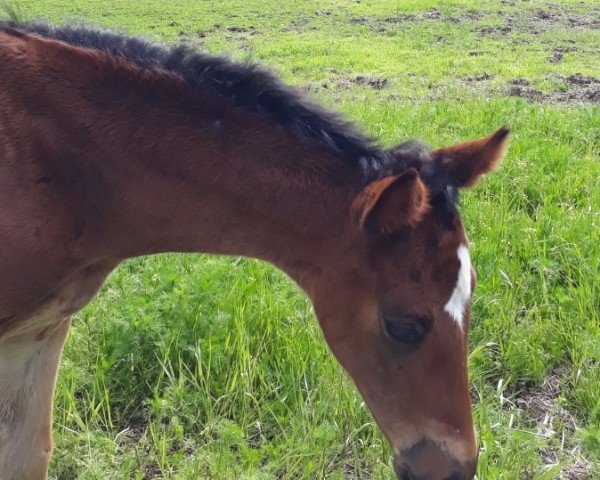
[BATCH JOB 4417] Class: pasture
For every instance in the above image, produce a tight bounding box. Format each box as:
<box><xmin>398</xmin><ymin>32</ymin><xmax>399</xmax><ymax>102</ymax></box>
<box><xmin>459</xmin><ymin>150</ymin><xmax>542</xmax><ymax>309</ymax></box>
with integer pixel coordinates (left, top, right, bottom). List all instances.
<box><xmin>13</xmin><ymin>0</ymin><xmax>599</xmax><ymax>478</ymax></box>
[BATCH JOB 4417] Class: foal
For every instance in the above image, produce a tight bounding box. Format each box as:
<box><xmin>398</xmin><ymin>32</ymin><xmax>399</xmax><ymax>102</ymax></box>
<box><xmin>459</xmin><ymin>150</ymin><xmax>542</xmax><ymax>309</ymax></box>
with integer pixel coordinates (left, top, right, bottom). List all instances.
<box><xmin>0</xmin><ymin>22</ymin><xmax>509</xmax><ymax>479</ymax></box>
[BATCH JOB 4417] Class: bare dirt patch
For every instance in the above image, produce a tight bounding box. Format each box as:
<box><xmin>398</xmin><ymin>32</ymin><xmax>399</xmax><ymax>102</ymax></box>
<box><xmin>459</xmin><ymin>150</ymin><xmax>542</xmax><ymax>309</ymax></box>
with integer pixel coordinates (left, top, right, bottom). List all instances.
<box><xmin>342</xmin><ymin>461</ymin><xmax>372</xmax><ymax>479</ymax></box>
<box><xmin>541</xmin><ymin>450</ymin><xmax>594</xmax><ymax>480</ymax></box>
<box><xmin>194</xmin><ymin>24</ymin><xmax>221</xmax><ymax>38</ymax></box>
<box><xmin>462</xmin><ymin>72</ymin><xmax>495</xmax><ymax>82</ymax></box>
<box><xmin>347</xmin><ymin>3</ymin><xmax>597</xmax><ymax>37</ymax></box>
<box><xmin>476</xmin><ymin>26</ymin><xmax>512</xmax><ymax>36</ymax></box>
<box><xmin>225</xmin><ymin>26</ymin><xmax>258</xmax><ymax>35</ymax></box>
<box><xmin>516</xmin><ymin>366</ymin><xmax>576</xmax><ymax>434</ymax></box>
<box><xmin>508</xmin><ymin>74</ymin><xmax>600</xmax><ymax>105</ymax></box>
<box><xmin>144</xmin><ymin>462</ymin><xmax>162</xmax><ymax>480</ymax></box>
<box><xmin>476</xmin><ymin>4</ymin><xmax>600</xmax><ymax>38</ymax></box>
<box><xmin>548</xmin><ymin>46</ymin><xmax>577</xmax><ymax>63</ymax></box>
<box><xmin>351</xmin><ymin>75</ymin><xmax>389</xmax><ymax>89</ymax></box>
<box><xmin>508</xmin><ymin>82</ymin><xmax>545</xmax><ymax>102</ymax></box>
<box><xmin>194</xmin><ymin>24</ymin><xmax>259</xmax><ymax>39</ymax></box>
<box><xmin>502</xmin><ymin>7</ymin><xmax>600</xmax><ymax>34</ymax></box>
<box><xmin>348</xmin><ymin>7</ymin><xmax>483</xmax><ymax>33</ymax></box>
<box><xmin>421</xmin><ymin>73</ymin><xmax>598</xmax><ymax>106</ymax></box>
<box><xmin>282</xmin><ymin>15</ymin><xmax>316</xmax><ymax>34</ymax></box>
<box><xmin>514</xmin><ymin>366</ymin><xmax>593</xmax><ymax>479</ymax></box>
<box><xmin>304</xmin><ymin>74</ymin><xmax>390</xmax><ymax>92</ymax></box>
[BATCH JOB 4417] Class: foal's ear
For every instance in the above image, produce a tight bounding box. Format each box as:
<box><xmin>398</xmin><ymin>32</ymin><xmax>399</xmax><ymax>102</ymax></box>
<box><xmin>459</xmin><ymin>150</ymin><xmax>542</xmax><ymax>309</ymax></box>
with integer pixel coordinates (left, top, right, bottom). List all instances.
<box><xmin>356</xmin><ymin>168</ymin><xmax>430</xmax><ymax>235</ymax></box>
<box><xmin>429</xmin><ymin>127</ymin><xmax>510</xmax><ymax>188</ymax></box>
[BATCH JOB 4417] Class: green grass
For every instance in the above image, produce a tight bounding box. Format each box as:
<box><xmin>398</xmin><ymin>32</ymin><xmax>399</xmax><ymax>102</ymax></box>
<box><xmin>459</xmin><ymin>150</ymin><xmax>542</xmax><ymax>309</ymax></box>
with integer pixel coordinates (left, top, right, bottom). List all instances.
<box><xmin>11</xmin><ymin>0</ymin><xmax>600</xmax><ymax>478</ymax></box>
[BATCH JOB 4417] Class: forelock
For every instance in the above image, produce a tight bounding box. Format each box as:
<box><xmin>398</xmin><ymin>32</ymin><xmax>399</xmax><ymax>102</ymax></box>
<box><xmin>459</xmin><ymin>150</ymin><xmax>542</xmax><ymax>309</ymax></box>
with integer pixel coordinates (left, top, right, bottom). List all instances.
<box><xmin>361</xmin><ymin>140</ymin><xmax>431</xmax><ymax>184</ymax></box>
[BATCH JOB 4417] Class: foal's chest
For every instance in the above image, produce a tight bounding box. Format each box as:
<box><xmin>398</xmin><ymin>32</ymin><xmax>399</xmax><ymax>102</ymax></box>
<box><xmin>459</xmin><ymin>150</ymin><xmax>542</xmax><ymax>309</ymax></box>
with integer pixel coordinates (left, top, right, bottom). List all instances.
<box><xmin>0</xmin><ymin>260</ymin><xmax>117</xmax><ymax>341</ymax></box>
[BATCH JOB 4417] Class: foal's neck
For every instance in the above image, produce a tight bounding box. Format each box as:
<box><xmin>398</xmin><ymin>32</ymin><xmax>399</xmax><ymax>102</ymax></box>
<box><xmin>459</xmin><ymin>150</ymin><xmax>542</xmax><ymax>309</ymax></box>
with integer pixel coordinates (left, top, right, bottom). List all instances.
<box><xmin>10</xmin><ymin>30</ymin><xmax>364</xmax><ymax>288</ymax></box>
<box><xmin>100</xmin><ymin>97</ymin><xmax>359</xmax><ymax>285</ymax></box>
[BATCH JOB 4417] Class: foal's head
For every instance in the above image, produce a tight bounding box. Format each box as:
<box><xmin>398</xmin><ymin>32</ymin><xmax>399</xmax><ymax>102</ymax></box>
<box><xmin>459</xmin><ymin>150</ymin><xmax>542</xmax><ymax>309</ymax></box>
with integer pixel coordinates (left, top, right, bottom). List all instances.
<box><xmin>311</xmin><ymin>128</ymin><xmax>509</xmax><ymax>480</ymax></box>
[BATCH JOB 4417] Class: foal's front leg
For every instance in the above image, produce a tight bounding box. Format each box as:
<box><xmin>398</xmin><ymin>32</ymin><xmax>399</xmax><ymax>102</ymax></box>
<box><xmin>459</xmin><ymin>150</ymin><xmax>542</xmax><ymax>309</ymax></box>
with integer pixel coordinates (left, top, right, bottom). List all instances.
<box><xmin>0</xmin><ymin>317</ymin><xmax>71</xmax><ymax>480</ymax></box>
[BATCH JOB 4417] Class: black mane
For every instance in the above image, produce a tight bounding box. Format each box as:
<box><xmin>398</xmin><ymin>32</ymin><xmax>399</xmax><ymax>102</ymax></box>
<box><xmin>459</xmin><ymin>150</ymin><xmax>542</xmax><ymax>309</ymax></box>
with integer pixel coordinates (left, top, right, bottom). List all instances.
<box><xmin>1</xmin><ymin>20</ymin><xmax>451</xmax><ymax>195</ymax></box>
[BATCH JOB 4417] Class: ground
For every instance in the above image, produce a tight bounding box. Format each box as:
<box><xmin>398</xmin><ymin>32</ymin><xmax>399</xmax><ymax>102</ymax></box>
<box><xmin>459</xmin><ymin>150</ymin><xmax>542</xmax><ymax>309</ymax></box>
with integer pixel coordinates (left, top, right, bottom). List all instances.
<box><xmin>10</xmin><ymin>0</ymin><xmax>600</xmax><ymax>479</ymax></box>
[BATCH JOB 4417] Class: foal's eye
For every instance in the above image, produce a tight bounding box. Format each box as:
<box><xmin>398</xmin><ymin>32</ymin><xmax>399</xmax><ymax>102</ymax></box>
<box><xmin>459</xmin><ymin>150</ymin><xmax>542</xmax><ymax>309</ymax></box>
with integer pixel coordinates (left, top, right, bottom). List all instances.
<box><xmin>383</xmin><ymin>318</ymin><xmax>427</xmax><ymax>348</ymax></box>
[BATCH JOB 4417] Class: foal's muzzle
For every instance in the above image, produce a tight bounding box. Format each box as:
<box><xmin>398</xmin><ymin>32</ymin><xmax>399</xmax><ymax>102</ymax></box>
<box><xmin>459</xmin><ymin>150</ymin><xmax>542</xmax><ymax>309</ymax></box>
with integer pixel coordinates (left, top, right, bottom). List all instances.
<box><xmin>393</xmin><ymin>439</ymin><xmax>477</xmax><ymax>480</ymax></box>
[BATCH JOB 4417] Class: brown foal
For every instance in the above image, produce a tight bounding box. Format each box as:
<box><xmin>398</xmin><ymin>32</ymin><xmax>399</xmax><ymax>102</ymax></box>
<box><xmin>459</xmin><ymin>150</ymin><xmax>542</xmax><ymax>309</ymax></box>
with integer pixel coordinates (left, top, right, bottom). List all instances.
<box><xmin>0</xmin><ymin>22</ymin><xmax>509</xmax><ymax>479</ymax></box>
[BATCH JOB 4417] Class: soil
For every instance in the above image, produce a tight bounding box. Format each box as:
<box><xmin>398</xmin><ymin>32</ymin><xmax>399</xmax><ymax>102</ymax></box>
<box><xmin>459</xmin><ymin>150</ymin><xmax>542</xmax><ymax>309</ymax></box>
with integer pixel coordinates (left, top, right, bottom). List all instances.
<box><xmin>349</xmin><ymin>7</ymin><xmax>483</xmax><ymax>33</ymax></box>
<box><xmin>353</xmin><ymin>75</ymin><xmax>389</xmax><ymax>89</ymax></box>
<box><xmin>476</xmin><ymin>26</ymin><xmax>512</xmax><ymax>36</ymax></box>
<box><xmin>514</xmin><ymin>366</ymin><xmax>593</xmax><ymax>479</ymax></box>
<box><xmin>343</xmin><ymin>461</ymin><xmax>371</xmax><ymax>479</ymax></box>
<box><xmin>499</xmin><ymin>6</ymin><xmax>600</xmax><ymax>35</ymax></box>
<box><xmin>304</xmin><ymin>74</ymin><xmax>390</xmax><ymax>92</ymax></box>
<box><xmin>420</xmin><ymin>73</ymin><xmax>599</xmax><ymax>106</ymax></box>
<box><xmin>508</xmin><ymin>74</ymin><xmax>600</xmax><ymax>105</ymax></box>
<box><xmin>198</xmin><ymin>3</ymin><xmax>599</xmax><ymax>106</ymax></box>
<box><xmin>561</xmin><ymin>458</ymin><xmax>594</xmax><ymax>480</ymax></box>
<box><xmin>144</xmin><ymin>463</ymin><xmax>161</xmax><ymax>480</ymax></box>
<box><xmin>347</xmin><ymin>3</ymin><xmax>599</xmax><ymax>37</ymax></box>
<box><xmin>515</xmin><ymin>366</ymin><xmax>575</xmax><ymax>433</ymax></box>
<box><xmin>462</xmin><ymin>72</ymin><xmax>495</xmax><ymax>82</ymax></box>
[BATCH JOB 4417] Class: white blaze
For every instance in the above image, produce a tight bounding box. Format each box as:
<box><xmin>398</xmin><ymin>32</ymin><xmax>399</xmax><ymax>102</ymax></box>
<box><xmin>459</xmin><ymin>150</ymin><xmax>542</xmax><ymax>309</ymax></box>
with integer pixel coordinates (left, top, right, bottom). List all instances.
<box><xmin>444</xmin><ymin>244</ymin><xmax>472</xmax><ymax>329</ymax></box>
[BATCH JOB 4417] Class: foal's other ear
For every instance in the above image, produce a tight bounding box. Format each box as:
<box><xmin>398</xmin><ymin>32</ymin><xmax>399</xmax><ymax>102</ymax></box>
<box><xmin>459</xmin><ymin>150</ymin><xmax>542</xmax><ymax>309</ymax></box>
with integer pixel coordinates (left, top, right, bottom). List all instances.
<box><xmin>429</xmin><ymin>127</ymin><xmax>510</xmax><ymax>188</ymax></box>
<box><xmin>356</xmin><ymin>168</ymin><xmax>430</xmax><ymax>235</ymax></box>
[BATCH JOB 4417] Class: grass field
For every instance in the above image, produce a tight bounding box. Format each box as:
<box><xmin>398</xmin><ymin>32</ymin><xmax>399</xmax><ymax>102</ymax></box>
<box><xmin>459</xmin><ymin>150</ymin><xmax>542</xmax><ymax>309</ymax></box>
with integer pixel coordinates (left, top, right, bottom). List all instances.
<box><xmin>11</xmin><ymin>0</ymin><xmax>600</xmax><ymax>478</ymax></box>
